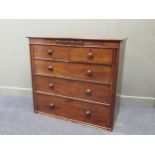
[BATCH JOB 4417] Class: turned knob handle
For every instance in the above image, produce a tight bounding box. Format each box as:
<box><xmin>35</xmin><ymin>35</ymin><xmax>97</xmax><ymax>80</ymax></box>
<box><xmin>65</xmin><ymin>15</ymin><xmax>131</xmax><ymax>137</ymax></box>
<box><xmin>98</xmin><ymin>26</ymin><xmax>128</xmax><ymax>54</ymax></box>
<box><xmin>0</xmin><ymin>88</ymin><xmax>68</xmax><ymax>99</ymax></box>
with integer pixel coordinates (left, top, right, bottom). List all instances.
<box><xmin>86</xmin><ymin>89</ymin><xmax>92</xmax><ymax>95</ymax></box>
<box><xmin>85</xmin><ymin>110</ymin><xmax>91</xmax><ymax>117</ymax></box>
<box><xmin>49</xmin><ymin>103</ymin><xmax>55</xmax><ymax>109</ymax></box>
<box><xmin>87</xmin><ymin>52</ymin><xmax>93</xmax><ymax>59</ymax></box>
<box><xmin>49</xmin><ymin>83</ymin><xmax>54</xmax><ymax>89</ymax></box>
<box><xmin>48</xmin><ymin>65</ymin><xmax>53</xmax><ymax>71</ymax></box>
<box><xmin>48</xmin><ymin>49</ymin><xmax>53</xmax><ymax>55</ymax></box>
<box><xmin>86</xmin><ymin>69</ymin><xmax>93</xmax><ymax>76</ymax></box>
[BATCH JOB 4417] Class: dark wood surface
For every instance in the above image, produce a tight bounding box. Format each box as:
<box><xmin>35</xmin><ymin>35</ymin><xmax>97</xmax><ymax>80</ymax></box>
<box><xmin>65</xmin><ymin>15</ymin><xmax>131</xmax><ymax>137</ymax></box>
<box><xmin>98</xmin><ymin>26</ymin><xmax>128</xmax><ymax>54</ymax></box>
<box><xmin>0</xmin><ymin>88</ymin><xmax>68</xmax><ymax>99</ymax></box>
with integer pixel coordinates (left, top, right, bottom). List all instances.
<box><xmin>70</xmin><ymin>47</ymin><xmax>113</xmax><ymax>65</ymax></box>
<box><xmin>33</xmin><ymin>45</ymin><xmax>69</xmax><ymax>61</ymax></box>
<box><xmin>34</xmin><ymin>60</ymin><xmax>113</xmax><ymax>84</ymax></box>
<box><xmin>36</xmin><ymin>93</ymin><xmax>110</xmax><ymax>128</ymax></box>
<box><xmin>28</xmin><ymin>37</ymin><xmax>121</xmax><ymax>48</ymax></box>
<box><xmin>33</xmin><ymin>44</ymin><xmax>113</xmax><ymax>65</ymax></box>
<box><xmin>28</xmin><ymin>37</ymin><xmax>123</xmax><ymax>130</ymax></box>
<box><xmin>35</xmin><ymin>76</ymin><xmax>112</xmax><ymax>104</ymax></box>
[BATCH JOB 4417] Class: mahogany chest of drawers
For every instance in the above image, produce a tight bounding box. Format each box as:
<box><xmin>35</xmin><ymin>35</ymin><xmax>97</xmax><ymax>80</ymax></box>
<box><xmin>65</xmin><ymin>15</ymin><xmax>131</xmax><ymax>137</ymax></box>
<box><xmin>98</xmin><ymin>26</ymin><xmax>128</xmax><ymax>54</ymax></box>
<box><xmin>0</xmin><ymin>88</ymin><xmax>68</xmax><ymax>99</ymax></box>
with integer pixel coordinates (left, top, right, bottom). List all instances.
<box><xmin>28</xmin><ymin>37</ymin><xmax>124</xmax><ymax>131</ymax></box>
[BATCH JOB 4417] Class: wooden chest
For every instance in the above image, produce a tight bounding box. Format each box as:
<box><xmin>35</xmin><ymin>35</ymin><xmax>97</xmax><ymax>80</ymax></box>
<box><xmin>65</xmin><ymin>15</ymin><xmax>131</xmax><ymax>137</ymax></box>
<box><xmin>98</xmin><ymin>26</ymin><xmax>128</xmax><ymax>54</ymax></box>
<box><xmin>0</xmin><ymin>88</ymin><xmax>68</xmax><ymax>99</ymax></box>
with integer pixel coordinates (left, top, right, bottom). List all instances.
<box><xmin>28</xmin><ymin>37</ymin><xmax>124</xmax><ymax>131</ymax></box>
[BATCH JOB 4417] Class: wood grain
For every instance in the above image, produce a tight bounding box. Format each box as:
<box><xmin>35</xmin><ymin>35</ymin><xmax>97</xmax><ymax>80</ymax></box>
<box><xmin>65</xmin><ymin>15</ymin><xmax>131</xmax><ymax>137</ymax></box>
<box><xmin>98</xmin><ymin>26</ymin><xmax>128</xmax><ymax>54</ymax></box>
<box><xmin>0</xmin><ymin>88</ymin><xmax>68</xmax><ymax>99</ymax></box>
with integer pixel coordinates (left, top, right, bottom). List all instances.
<box><xmin>34</xmin><ymin>60</ymin><xmax>113</xmax><ymax>84</ymax></box>
<box><xmin>28</xmin><ymin>37</ymin><xmax>122</xmax><ymax>48</ymax></box>
<box><xmin>33</xmin><ymin>45</ymin><xmax>69</xmax><ymax>60</ymax></box>
<box><xmin>70</xmin><ymin>47</ymin><xmax>113</xmax><ymax>65</ymax></box>
<box><xmin>28</xmin><ymin>37</ymin><xmax>123</xmax><ymax>130</ymax></box>
<box><xmin>35</xmin><ymin>76</ymin><xmax>112</xmax><ymax>103</ymax></box>
<box><xmin>36</xmin><ymin>93</ymin><xmax>110</xmax><ymax>127</ymax></box>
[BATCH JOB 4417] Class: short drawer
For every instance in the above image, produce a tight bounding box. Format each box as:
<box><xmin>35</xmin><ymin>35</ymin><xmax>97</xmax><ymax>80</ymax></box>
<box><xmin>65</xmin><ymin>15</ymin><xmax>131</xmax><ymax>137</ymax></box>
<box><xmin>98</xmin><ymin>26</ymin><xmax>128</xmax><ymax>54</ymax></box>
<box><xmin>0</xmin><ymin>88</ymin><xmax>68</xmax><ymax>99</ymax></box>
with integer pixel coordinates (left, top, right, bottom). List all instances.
<box><xmin>33</xmin><ymin>45</ymin><xmax>69</xmax><ymax>60</ymax></box>
<box><xmin>36</xmin><ymin>93</ymin><xmax>110</xmax><ymax>127</ymax></box>
<box><xmin>70</xmin><ymin>47</ymin><xmax>113</xmax><ymax>65</ymax></box>
<box><xmin>34</xmin><ymin>60</ymin><xmax>112</xmax><ymax>84</ymax></box>
<box><xmin>35</xmin><ymin>76</ymin><xmax>112</xmax><ymax>103</ymax></box>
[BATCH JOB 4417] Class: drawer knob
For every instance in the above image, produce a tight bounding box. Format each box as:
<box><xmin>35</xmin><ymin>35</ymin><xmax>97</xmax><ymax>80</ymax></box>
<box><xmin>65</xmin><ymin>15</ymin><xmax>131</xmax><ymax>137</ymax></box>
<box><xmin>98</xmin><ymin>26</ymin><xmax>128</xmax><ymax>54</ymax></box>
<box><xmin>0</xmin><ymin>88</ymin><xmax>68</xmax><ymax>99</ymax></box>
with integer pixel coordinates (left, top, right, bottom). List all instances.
<box><xmin>87</xmin><ymin>52</ymin><xmax>93</xmax><ymax>59</ymax></box>
<box><xmin>85</xmin><ymin>110</ymin><xmax>91</xmax><ymax>117</ymax></box>
<box><xmin>49</xmin><ymin>83</ymin><xmax>54</xmax><ymax>89</ymax></box>
<box><xmin>86</xmin><ymin>70</ymin><xmax>93</xmax><ymax>76</ymax></box>
<box><xmin>48</xmin><ymin>66</ymin><xmax>53</xmax><ymax>71</ymax></box>
<box><xmin>49</xmin><ymin>103</ymin><xmax>55</xmax><ymax>109</ymax></box>
<box><xmin>48</xmin><ymin>49</ymin><xmax>53</xmax><ymax>55</ymax></box>
<box><xmin>86</xmin><ymin>89</ymin><xmax>92</xmax><ymax>95</ymax></box>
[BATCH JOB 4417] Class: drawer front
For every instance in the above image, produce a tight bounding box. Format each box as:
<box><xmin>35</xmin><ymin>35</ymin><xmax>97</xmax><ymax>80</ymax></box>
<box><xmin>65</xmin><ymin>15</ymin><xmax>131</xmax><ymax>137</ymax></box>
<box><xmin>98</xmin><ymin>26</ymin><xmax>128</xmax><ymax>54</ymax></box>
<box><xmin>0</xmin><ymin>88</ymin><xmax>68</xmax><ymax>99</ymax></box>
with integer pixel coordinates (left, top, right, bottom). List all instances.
<box><xmin>30</xmin><ymin>38</ymin><xmax>121</xmax><ymax>48</ymax></box>
<box><xmin>33</xmin><ymin>45</ymin><xmax>69</xmax><ymax>60</ymax></box>
<box><xmin>36</xmin><ymin>94</ymin><xmax>110</xmax><ymax>127</ymax></box>
<box><xmin>70</xmin><ymin>47</ymin><xmax>113</xmax><ymax>65</ymax></box>
<box><xmin>35</xmin><ymin>76</ymin><xmax>112</xmax><ymax>103</ymax></box>
<box><xmin>34</xmin><ymin>60</ymin><xmax>112</xmax><ymax>84</ymax></box>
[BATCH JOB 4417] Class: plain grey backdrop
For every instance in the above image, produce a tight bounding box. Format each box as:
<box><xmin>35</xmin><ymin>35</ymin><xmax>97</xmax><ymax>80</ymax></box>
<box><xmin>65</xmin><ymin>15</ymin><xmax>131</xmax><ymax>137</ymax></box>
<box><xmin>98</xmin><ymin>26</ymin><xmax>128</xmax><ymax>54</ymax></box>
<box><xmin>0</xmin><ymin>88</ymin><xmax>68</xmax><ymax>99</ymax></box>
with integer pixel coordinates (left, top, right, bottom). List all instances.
<box><xmin>0</xmin><ymin>19</ymin><xmax>154</xmax><ymax>104</ymax></box>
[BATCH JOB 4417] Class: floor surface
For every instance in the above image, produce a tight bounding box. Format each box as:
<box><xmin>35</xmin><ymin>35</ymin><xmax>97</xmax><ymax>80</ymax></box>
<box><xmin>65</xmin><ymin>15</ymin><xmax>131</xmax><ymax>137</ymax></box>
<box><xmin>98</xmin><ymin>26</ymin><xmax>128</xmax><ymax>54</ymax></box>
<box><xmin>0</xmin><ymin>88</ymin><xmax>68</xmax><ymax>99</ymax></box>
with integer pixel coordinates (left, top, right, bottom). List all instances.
<box><xmin>0</xmin><ymin>95</ymin><xmax>155</xmax><ymax>135</ymax></box>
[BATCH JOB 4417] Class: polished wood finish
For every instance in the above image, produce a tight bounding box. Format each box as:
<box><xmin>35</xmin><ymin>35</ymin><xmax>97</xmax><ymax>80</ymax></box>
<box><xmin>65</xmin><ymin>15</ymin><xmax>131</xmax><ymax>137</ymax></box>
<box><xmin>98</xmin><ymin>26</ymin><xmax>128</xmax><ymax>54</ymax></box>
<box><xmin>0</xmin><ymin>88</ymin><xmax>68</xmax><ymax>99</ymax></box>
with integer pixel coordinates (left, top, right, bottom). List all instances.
<box><xmin>28</xmin><ymin>37</ymin><xmax>123</xmax><ymax>130</ymax></box>
<box><xmin>70</xmin><ymin>47</ymin><xmax>113</xmax><ymax>65</ymax></box>
<box><xmin>33</xmin><ymin>45</ymin><xmax>69</xmax><ymax>61</ymax></box>
<box><xmin>34</xmin><ymin>60</ymin><xmax>112</xmax><ymax>84</ymax></box>
<box><xmin>28</xmin><ymin>37</ymin><xmax>123</xmax><ymax>48</ymax></box>
<box><xmin>35</xmin><ymin>76</ymin><xmax>112</xmax><ymax>103</ymax></box>
<box><xmin>36</xmin><ymin>93</ymin><xmax>110</xmax><ymax>127</ymax></box>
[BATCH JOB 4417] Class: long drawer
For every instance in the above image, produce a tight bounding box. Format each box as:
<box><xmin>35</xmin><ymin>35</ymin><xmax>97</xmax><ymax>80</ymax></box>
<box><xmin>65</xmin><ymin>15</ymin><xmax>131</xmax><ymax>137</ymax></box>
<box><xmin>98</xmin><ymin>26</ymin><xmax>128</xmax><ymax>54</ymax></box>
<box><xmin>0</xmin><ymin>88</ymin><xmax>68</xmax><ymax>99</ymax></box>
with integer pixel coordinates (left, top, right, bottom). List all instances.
<box><xmin>36</xmin><ymin>93</ymin><xmax>110</xmax><ymax>127</ymax></box>
<box><xmin>35</xmin><ymin>76</ymin><xmax>112</xmax><ymax>103</ymax></box>
<box><xmin>33</xmin><ymin>45</ymin><xmax>113</xmax><ymax>65</ymax></box>
<box><xmin>34</xmin><ymin>60</ymin><xmax>113</xmax><ymax>84</ymax></box>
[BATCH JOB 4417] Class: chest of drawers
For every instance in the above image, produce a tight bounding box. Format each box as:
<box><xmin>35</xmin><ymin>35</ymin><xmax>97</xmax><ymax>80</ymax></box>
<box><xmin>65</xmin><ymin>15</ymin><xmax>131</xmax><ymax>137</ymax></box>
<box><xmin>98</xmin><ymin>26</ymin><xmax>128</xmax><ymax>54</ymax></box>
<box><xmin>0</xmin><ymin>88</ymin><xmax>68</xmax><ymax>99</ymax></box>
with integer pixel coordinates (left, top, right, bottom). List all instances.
<box><xmin>28</xmin><ymin>37</ymin><xmax>124</xmax><ymax>131</ymax></box>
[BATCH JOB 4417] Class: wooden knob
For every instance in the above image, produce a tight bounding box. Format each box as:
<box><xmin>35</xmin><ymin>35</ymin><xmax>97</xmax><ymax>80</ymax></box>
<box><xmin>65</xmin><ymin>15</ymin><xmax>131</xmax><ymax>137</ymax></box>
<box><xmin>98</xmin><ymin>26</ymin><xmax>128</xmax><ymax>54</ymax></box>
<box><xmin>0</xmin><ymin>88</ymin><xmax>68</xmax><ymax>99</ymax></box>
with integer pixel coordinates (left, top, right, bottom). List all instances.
<box><xmin>48</xmin><ymin>66</ymin><xmax>53</xmax><ymax>71</ymax></box>
<box><xmin>87</xmin><ymin>52</ymin><xmax>93</xmax><ymax>59</ymax></box>
<box><xmin>85</xmin><ymin>110</ymin><xmax>91</xmax><ymax>117</ymax></box>
<box><xmin>48</xmin><ymin>49</ymin><xmax>53</xmax><ymax>55</ymax></box>
<box><xmin>86</xmin><ymin>89</ymin><xmax>92</xmax><ymax>95</ymax></box>
<box><xmin>49</xmin><ymin>103</ymin><xmax>55</xmax><ymax>109</ymax></box>
<box><xmin>86</xmin><ymin>70</ymin><xmax>93</xmax><ymax>76</ymax></box>
<box><xmin>49</xmin><ymin>83</ymin><xmax>54</xmax><ymax>89</ymax></box>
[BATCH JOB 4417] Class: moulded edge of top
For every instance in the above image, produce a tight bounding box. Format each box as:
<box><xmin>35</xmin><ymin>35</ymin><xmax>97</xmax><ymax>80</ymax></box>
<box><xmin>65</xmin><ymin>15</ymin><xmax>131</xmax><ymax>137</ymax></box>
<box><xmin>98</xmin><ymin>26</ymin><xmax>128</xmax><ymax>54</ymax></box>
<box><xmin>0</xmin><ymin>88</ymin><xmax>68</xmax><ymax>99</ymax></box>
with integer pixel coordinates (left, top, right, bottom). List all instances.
<box><xmin>26</xmin><ymin>36</ymin><xmax>127</xmax><ymax>42</ymax></box>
